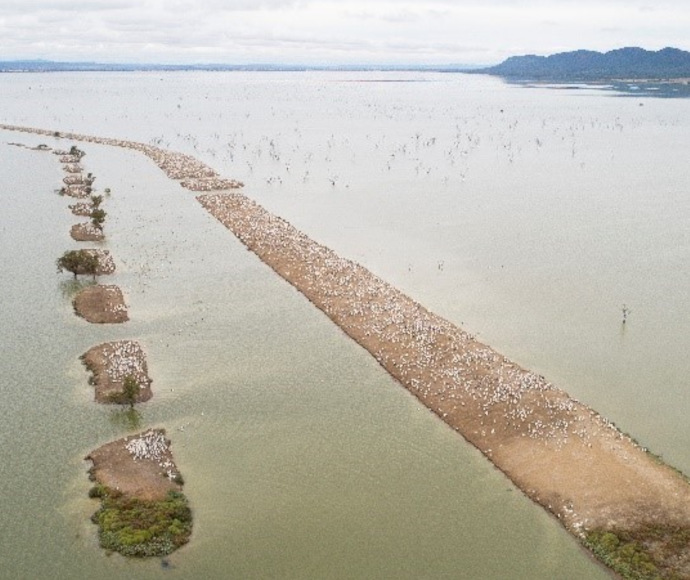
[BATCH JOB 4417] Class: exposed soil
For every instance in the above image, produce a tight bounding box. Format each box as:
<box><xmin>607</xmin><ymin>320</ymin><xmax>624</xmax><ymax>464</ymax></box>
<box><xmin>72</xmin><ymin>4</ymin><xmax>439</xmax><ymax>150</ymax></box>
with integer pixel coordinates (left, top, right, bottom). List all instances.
<box><xmin>73</xmin><ymin>284</ymin><xmax>128</xmax><ymax>323</ymax></box>
<box><xmin>81</xmin><ymin>340</ymin><xmax>152</xmax><ymax>404</ymax></box>
<box><xmin>86</xmin><ymin>429</ymin><xmax>182</xmax><ymax>501</ymax></box>
<box><xmin>70</xmin><ymin>222</ymin><xmax>104</xmax><ymax>242</ymax></box>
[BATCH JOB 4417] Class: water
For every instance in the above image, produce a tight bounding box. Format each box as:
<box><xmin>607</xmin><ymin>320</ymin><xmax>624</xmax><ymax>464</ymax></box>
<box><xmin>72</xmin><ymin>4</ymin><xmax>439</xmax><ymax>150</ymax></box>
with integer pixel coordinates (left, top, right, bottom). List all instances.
<box><xmin>2</xmin><ymin>70</ymin><xmax>688</xmax><ymax>578</ymax></box>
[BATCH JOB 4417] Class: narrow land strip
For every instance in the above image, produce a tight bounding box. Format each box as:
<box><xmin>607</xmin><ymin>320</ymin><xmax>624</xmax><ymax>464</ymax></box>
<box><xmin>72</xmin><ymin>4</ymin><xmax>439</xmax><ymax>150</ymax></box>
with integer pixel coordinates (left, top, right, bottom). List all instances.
<box><xmin>197</xmin><ymin>192</ymin><xmax>690</xmax><ymax>579</ymax></box>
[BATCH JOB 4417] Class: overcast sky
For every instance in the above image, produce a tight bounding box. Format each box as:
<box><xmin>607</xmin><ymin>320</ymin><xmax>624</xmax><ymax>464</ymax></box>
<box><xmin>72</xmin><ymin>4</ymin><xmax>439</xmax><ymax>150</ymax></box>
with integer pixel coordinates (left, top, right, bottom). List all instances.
<box><xmin>1</xmin><ymin>0</ymin><xmax>688</xmax><ymax>65</ymax></box>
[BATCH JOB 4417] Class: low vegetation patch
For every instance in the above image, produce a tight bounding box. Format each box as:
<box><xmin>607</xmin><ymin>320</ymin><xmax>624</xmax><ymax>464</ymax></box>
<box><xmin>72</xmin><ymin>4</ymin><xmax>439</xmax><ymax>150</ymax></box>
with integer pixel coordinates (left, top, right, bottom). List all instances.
<box><xmin>584</xmin><ymin>525</ymin><xmax>690</xmax><ymax>580</ymax></box>
<box><xmin>89</xmin><ymin>486</ymin><xmax>192</xmax><ymax>557</ymax></box>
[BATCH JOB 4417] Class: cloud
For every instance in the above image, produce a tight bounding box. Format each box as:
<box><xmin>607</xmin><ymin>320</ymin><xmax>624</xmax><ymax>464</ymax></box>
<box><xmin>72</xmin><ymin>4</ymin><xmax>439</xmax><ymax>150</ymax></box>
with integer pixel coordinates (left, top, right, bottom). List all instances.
<box><xmin>1</xmin><ymin>0</ymin><xmax>689</xmax><ymax>65</ymax></box>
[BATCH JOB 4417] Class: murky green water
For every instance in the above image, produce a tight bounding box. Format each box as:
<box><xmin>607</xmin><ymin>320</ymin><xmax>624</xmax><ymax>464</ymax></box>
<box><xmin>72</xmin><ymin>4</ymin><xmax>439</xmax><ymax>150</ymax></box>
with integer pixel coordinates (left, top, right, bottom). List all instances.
<box><xmin>0</xmin><ymin>131</ymin><xmax>609</xmax><ymax>578</ymax></box>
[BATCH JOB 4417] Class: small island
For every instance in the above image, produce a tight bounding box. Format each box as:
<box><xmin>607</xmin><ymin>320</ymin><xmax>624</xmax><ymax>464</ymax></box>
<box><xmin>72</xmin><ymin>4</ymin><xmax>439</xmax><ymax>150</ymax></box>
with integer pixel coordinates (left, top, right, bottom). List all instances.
<box><xmin>73</xmin><ymin>285</ymin><xmax>128</xmax><ymax>324</ymax></box>
<box><xmin>86</xmin><ymin>429</ymin><xmax>192</xmax><ymax>557</ymax></box>
<box><xmin>70</xmin><ymin>222</ymin><xmax>105</xmax><ymax>242</ymax></box>
<box><xmin>81</xmin><ymin>340</ymin><xmax>152</xmax><ymax>404</ymax></box>
<box><xmin>56</xmin><ymin>249</ymin><xmax>115</xmax><ymax>278</ymax></box>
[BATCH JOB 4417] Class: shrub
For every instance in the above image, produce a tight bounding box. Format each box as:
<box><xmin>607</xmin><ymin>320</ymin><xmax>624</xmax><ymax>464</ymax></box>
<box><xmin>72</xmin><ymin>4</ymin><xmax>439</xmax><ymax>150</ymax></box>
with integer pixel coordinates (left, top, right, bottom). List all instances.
<box><xmin>91</xmin><ymin>488</ymin><xmax>192</xmax><ymax>557</ymax></box>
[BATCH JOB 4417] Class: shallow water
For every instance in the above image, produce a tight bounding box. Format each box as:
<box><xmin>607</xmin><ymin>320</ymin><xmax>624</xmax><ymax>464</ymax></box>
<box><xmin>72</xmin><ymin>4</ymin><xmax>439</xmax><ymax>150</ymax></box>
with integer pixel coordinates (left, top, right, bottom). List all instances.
<box><xmin>2</xmin><ymin>69</ymin><xmax>689</xmax><ymax>576</ymax></box>
<box><xmin>0</xmin><ymin>134</ymin><xmax>609</xmax><ymax>578</ymax></box>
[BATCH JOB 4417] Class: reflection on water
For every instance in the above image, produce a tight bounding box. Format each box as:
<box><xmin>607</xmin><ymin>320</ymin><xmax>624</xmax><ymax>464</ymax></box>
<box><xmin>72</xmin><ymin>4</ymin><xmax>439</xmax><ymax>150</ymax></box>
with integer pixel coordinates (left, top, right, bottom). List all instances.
<box><xmin>109</xmin><ymin>407</ymin><xmax>143</xmax><ymax>431</ymax></box>
<box><xmin>0</xmin><ymin>131</ymin><xmax>609</xmax><ymax>578</ymax></box>
<box><xmin>59</xmin><ymin>277</ymin><xmax>96</xmax><ymax>299</ymax></box>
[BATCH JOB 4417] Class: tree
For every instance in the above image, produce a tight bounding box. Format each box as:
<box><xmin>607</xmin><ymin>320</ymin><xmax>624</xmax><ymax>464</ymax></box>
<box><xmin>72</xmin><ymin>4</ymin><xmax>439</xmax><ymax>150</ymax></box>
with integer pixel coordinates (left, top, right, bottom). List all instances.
<box><xmin>69</xmin><ymin>145</ymin><xmax>85</xmax><ymax>159</ymax></box>
<box><xmin>91</xmin><ymin>208</ymin><xmax>107</xmax><ymax>230</ymax></box>
<box><xmin>122</xmin><ymin>375</ymin><xmax>139</xmax><ymax>408</ymax></box>
<box><xmin>56</xmin><ymin>250</ymin><xmax>99</xmax><ymax>278</ymax></box>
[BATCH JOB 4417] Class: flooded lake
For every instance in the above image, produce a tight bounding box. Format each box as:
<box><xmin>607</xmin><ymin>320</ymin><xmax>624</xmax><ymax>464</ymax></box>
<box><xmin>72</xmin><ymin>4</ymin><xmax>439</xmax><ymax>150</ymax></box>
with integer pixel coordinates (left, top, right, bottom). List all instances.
<box><xmin>1</xmin><ymin>70</ymin><xmax>688</xmax><ymax>578</ymax></box>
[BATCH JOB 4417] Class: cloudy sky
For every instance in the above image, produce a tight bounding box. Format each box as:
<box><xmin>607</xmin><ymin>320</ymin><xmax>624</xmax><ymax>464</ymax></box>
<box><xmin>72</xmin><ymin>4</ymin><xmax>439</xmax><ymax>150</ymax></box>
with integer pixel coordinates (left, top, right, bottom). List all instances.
<box><xmin>1</xmin><ymin>0</ymin><xmax>688</xmax><ymax>65</ymax></box>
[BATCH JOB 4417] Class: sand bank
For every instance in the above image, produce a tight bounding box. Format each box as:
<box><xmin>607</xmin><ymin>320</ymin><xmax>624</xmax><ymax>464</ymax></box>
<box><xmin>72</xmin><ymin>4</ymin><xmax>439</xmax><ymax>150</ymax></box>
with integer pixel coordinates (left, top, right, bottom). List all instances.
<box><xmin>81</xmin><ymin>340</ymin><xmax>152</xmax><ymax>404</ymax></box>
<box><xmin>73</xmin><ymin>284</ymin><xmax>128</xmax><ymax>323</ymax></box>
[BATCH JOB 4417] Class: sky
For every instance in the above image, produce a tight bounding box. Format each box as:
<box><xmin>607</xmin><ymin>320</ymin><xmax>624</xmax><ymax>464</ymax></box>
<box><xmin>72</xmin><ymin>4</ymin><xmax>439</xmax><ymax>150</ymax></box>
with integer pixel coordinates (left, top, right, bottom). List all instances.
<box><xmin>1</xmin><ymin>0</ymin><xmax>689</xmax><ymax>66</ymax></box>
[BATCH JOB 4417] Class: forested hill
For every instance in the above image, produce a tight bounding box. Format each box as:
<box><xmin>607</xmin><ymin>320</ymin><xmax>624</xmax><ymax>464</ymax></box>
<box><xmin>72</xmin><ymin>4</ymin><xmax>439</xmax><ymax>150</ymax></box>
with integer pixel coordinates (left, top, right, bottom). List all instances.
<box><xmin>480</xmin><ymin>47</ymin><xmax>690</xmax><ymax>80</ymax></box>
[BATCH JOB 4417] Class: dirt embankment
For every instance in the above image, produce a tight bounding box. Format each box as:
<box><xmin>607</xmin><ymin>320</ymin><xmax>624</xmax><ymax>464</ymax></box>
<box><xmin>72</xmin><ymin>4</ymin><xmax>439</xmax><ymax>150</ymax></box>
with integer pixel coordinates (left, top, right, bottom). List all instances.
<box><xmin>73</xmin><ymin>285</ymin><xmax>128</xmax><ymax>324</ymax></box>
<box><xmin>199</xmin><ymin>192</ymin><xmax>690</xmax><ymax>579</ymax></box>
<box><xmin>81</xmin><ymin>340</ymin><xmax>152</xmax><ymax>404</ymax></box>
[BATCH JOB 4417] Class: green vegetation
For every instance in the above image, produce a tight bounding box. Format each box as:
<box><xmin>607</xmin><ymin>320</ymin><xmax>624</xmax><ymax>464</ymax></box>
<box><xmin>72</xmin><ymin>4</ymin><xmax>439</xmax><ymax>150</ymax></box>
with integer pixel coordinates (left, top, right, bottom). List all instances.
<box><xmin>90</xmin><ymin>487</ymin><xmax>192</xmax><ymax>557</ymax></box>
<box><xmin>90</xmin><ymin>194</ymin><xmax>103</xmax><ymax>208</ymax></box>
<box><xmin>90</xmin><ymin>208</ymin><xmax>107</xmax><ymax>230</ymax></box>
<box><xmin>584</xmin><ymin>525</ymin><xmax>690</xmax><ymax>580</ymax></box>
<box><xmin>107</xmin><ymin>375</ymin><xmax>139</xmax><ymax>408</ymax></box>
<box><xmin>69</xmin><ymin>145</ymin><xmax>85</xmax><ymax>159</ymax></box>
<box><xmin>56</xmin><ymin>249</ymin><xmax>99</xmax><ymax>278</ymax></box>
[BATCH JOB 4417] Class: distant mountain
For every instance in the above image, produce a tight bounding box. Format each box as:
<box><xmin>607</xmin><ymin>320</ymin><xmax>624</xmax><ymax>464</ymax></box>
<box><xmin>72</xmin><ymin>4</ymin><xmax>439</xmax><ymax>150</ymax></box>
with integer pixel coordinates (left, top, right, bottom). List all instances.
<box><xmin>478</xmin><ymin>47</ymin><xmax>690</xmax><ymax>80</ymax></box>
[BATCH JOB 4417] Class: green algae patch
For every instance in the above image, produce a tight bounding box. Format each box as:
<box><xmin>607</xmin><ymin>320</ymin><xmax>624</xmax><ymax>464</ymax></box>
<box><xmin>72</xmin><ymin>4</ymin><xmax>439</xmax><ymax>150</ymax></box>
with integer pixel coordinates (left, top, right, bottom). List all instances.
<box><xmin>583</xmin><ymin>525</ymin><xmax>690</xmax><ymax>580</ymax></box>
<box><xmin>90</xmin><ymin>486</ymin><xmax>192</xmax><ymax>557</ymax></box>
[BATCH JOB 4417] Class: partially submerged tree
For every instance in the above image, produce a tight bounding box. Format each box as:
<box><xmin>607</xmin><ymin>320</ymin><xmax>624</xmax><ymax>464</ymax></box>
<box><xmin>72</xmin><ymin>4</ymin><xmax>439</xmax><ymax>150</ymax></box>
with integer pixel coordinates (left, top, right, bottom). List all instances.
<box><xmin>121</xmin><ymin>375</ymin><xmax>139</xmax><ymax>408</ymax></box>
<box><xmin>69</xmin><ymin>145</ymin><xmax>85</xmax><ymax>159</ymax></box>
<box><xmin>56</xmin><ymin>249</ymin><xmax>99</xmax><ymax>278</ymax></box>
<box><xmin>90</xmin><ymin>208</ymin><xmax>107</xmax><ymax>230</ymax></box>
